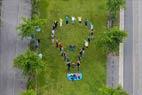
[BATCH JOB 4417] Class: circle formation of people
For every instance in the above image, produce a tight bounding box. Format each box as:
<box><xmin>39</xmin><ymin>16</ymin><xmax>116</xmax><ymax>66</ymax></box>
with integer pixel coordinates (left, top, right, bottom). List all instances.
<box><xmin>51</xmin><ymin>16</ymin><xmax>95</xmax><ymax>74</ymax></box>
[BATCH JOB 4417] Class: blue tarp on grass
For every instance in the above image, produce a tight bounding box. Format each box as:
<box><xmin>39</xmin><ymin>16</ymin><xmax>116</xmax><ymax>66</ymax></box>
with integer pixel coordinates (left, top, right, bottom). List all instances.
<box><xmin>67</xmin><ymin>73</ymin><xmax>83</xmax><ymax>81</ymax></box>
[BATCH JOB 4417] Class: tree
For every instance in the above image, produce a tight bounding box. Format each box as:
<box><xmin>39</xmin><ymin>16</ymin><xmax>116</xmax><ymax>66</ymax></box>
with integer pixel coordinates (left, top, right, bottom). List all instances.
<box><xmin>17</xmin><ymin>16</ymin><xmax>46</xmax><ymax>39</ymax></box>
<box><xmin>96</xmin><ymin>27</ymin><xmax>127</xmax><ymax>54</ymax></box>
<box><xmin>14</xmin><ymin>50</ymin><xmax>46</xmax><ymax>88</ymax></box>
<box><xmin>107</xmin><ymin>0</ymin><xmax>125</xmax><ymax>27</ymax></box>
<box><xmin>21</xmin><ymin>89</ymin><xmax>36</xmax><ymax>95</ymax></box>
<box><xmin>14</xmin><ymin>50</ymin><xmax>45</xmax><ymax>75</ymax></box>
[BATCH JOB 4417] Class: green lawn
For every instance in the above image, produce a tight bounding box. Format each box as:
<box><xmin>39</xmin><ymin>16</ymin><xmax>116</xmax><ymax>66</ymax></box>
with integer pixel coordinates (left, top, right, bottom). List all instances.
<box><xmin>37</xmin><ymin>0</ymin><xmax>107</xmax><ymax>95</ymax></box>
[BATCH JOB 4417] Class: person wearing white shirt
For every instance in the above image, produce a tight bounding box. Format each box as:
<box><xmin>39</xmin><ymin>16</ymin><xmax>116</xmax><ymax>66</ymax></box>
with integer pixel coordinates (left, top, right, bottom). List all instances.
<box><xmin>59</xmin><ymin>18</ymin><xmax>63</xmax><ymax>27</ymax></box>
<box><xmin>52</xmin><ymin>29</ymin><xmax>55</xmax><ymax>35</ymax></box>
<box><xmin>78</xmin><ymin>17</ymin><xmax>82</xmax><ymax>23</ymax></box>
<box><xmin>84</xmin><ymin>40</ymin><xmax>89</xmax><ymax>48</ymax></box>
<box><xmin>71</xmin><ymin>16</ymin><xmax>76</xmax><ymax>24</ymax></box>
<box><xmin>90</xmin><ymin>24</ymin><xmax>94</xmax><ymax>31</ymax></box>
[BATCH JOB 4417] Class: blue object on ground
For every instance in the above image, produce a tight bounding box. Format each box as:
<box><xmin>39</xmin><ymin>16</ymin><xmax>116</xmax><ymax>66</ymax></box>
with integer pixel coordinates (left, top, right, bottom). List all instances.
<box><xmin>68</xmin><ymin>45</ymin><xmax>76</xmax><ymax>52</ymax></box>
<box><xmin>67</xmin><ymin>73</ymin><xmax>83</xmax><ymax>81</ymax></box>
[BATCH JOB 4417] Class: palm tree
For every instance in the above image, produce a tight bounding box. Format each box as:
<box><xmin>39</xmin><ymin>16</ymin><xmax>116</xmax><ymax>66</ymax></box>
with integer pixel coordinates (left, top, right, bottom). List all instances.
<box><xmin>14</xmin><ymin>50</ymin><xmax>46</xmax><ymax>89</ymax></box>
<box><xmin>17</xmin><ymin>16</ymin><xmax>46</xmax><ymax>39</ymax></box>
<box><xmin>96</xmin><ymin>27</ymin><xmax>127</xmax><ymax>55</ymax></box>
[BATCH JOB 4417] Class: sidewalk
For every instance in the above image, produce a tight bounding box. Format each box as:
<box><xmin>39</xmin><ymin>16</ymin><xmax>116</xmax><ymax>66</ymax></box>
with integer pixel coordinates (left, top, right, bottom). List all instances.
<box><xmin>0</xmin><ymin>0</ymin><xmax>31</xmax><ymax>95</ymax></box>
<box><xmin>107</xmin><ymin>9</ymin><xmax>124</xmax><ymax>88</ymax></box>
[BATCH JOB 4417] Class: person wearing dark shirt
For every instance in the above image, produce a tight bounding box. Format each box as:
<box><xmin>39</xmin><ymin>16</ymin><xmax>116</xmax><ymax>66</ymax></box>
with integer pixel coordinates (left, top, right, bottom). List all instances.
<box><xmin>54</xmin><ymin>21</ymin><xmax>58</xmax><ymax>29</ymax></box>
<box><xmin>55</xmin><ymin>40</ymin><xmax>59</xmax><ymax>48</ymax></box>
<box><xmin>65</xmin><ymin>16</ymin><xmax>69</xmax><ymax>24</ymax></box>
<box><xmin>76</xmin><ymin>60</ymin><xmax>80</xmax><ymax>72</ymax></box>
<box><xmin>84</xmin><ymin>19</ymin><xmax>88</xmax><ymax>26</ymax></box>
<box><xmin>87</xmin><ymin>37</ymin><xmax>91</xmax><ymax>43</ymax></box>
<box><xmin>67</xmin><ymin>62</ymin><xmax>71</xmax><ymax>72</ymax></box>
<box><xmin>78</xmin><ymin>55</ymin><xmax>81</xmax><ymax>61</ymax></box>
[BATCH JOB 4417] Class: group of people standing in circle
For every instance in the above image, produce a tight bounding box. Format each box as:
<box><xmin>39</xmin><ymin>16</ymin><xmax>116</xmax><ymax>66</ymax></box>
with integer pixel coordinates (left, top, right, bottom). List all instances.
<box><xmin>51</xmin><ymin>16</ymin><xmax>95</xmax><ymax>73</ymax></box>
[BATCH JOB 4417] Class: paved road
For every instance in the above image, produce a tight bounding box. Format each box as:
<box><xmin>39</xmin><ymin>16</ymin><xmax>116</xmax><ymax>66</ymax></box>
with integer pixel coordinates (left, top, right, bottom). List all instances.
<box><xmin>124</xmin><ymin>0</ymin><xmax>142</xmax><ymax>95</ymax></box>
<box><xmin>123</xmin><ymin>0</ymin><xmax>133</xmax><ymax>94</ymax></box>
<box><xmin>0</xmin><ymin>0</ymin><xmax>31</xmax><ymax>95</ymax></box>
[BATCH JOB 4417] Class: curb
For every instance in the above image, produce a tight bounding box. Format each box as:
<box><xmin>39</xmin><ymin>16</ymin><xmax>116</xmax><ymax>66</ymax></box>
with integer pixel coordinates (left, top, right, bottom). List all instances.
<box><xmin>119</xmin><ymin>8</ymin><xmax>124</xmax><ymax>87</ymax></box>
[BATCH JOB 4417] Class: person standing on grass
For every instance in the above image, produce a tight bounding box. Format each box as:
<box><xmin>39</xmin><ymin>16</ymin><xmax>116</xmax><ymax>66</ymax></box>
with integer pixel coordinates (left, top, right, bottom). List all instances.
<box><xmin>90</xmin><ymin>31</ymin><xmax>94</xmax><ymax>39</ymax></box>
<box><xmin>63</xmin><ymin>52</ymin><xmax>68</xmax><ymax>61</ymax></box>
<box><xmin>58</xmin><ymin>42</ymin><xmax>61</xmax><ymax>48</ymax></box>
<box><xmin>72</xmin><ymin>62</ymin><xmax>76</xmax><ymax>68</ymax></box>
<box><xmin>82</xmin><ymin>47</ymin><xmax>85</xmax><ymax>54</ymax></box>
<box><xmin>52</xmin><ymin>23</ymin><xmax>56</xmax><ymax>30</ymax></box>
<box><xmin>71</xmin><ymin>16</ymin><xmax>76</xmax><ymax>24</ymax></box>
<box><xmin>87</xmin><ymin>36</ymin><xmax>91</xmax><ymax>43</ymax></box>
<box><xmin>76</xmin><ymin>60</ymin><xmax>80</xmax><ymax>72</ymax></box>
<box><xmin>54</xmin><ymin>21</ymin><xmax>58</xmax><ymax>29</ymax></box>
<box><xmin>60</xmin><ymin>47</ymin><xmax>64</xmax><ymax>55</ymax></box>
<box><xmin>59</xmin><ymin>18</ymin><xmax>63</xmax><ymax>27</ymax></box>
<box><xmin>78</xmin><ymin>54</ymin><xmax>81</xmax><ymax>61</ymax></box>
<box><xmin>87</xmin><ymin>21</ymin><xmax>92</xmax><ymax>30</ymax></box>
<box><xmin>66</xmin><ymin>57</ymin><xmax>70</xmax><ymax>63</ymax></box>
<box><xmin>78</xmin><ymin>16</ymin><xmax>82</xmax><ymax>23</ymax></box>
<box><xmin>62</xmin><ymin>51</ymin><xmax>65</xmax><ymax>59</ymax></box>
<box><xmin>51</xmin><ymin>29</ymin><xmax>55</xmax><ymax>35</ymax></box>
<box><xmin>51</xmin><ymin>24</ymin><xmax>56</xmax><ymax>41</ymax></box>
<box><xmin>90</xmin><ymin>24</ymin><xmax>94</xmax><ymax>31</ymax></box>
<box><xmin>84</xmin><ymin>19</ymin><xmax>88</xmax><ymax>26</ymax></box>
<box><xmin>79</xmin><ymin>49</ymin><xmax>83</xmax><ymax>57</ymax></box>
<box><xmin>51</xmin><ymin>34</ymin><xmax>55</xmax><ymax>43</ymax></box>
<box><xmin>55</xmin><ymin>40</ymin><xmax>59</xmax><ymax>48</ymax></box>
<box><xmin>67</xmin><ymin>61</ymin><xmax>71</xmax><ymax>72</ymax></box>
<box><xmin>65</xmin><ymin>16</ymin><xmax>69</xmax><ymax>24</ymax></box>
<box><xmin>84</xmin><ymin>40</ymin><xmax>89</xmax><ymax>48</ymax></box>
<box><xmin>59</xmin><ymin>42</ymin><xmax>63</xmax><ymax>51</ymax></box>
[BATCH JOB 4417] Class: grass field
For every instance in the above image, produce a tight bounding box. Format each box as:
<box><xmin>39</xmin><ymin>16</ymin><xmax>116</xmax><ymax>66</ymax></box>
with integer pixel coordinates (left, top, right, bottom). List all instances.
<box><xmin>37</xmin><ymin>0</ymin><xmax>107</xmax><ymax>95</ymax></box>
